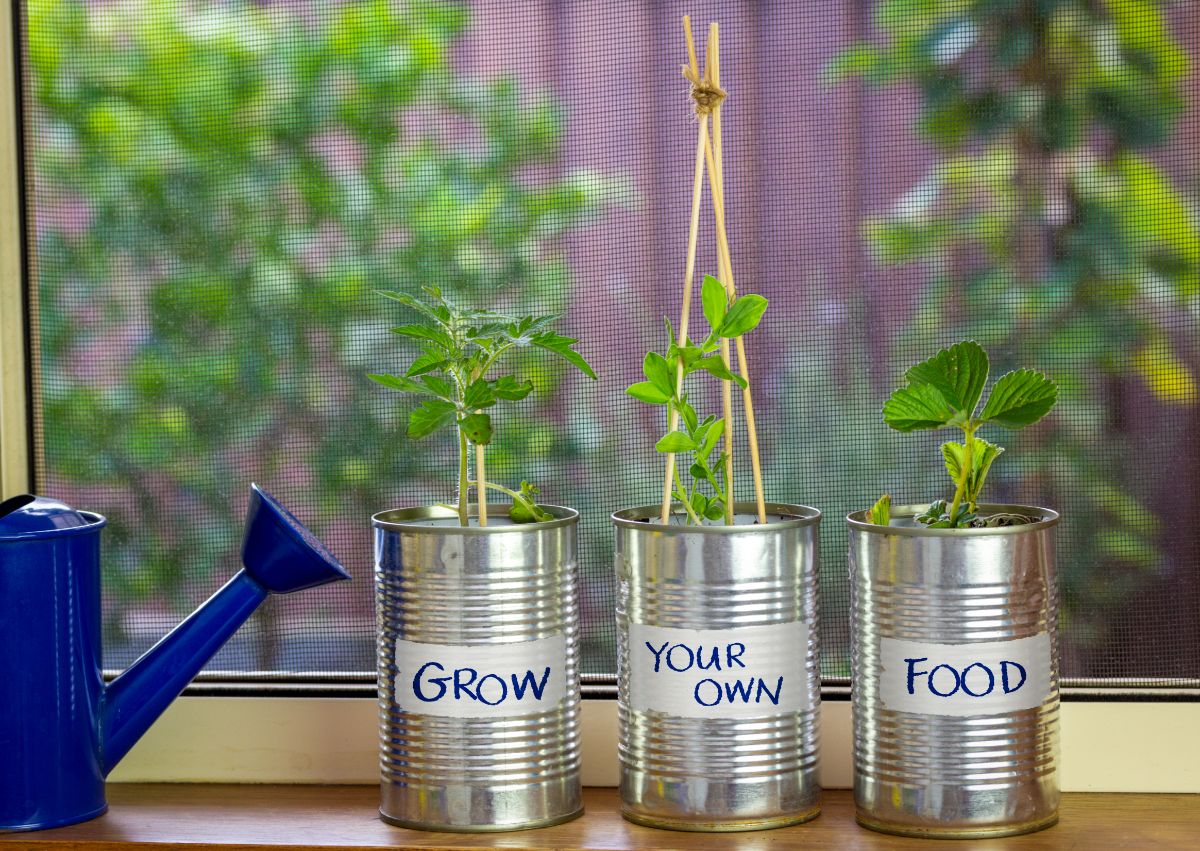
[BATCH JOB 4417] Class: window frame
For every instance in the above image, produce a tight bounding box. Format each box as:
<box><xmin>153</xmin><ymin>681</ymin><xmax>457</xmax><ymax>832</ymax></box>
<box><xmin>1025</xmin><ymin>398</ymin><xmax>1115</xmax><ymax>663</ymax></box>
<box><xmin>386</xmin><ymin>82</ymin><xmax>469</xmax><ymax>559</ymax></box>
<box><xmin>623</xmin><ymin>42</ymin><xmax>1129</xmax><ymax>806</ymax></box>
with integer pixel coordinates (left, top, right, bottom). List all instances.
<box><xmin>1</xmin><ymin>1</ymin><xmax>1197</xmax><ymax>794</ymax></box>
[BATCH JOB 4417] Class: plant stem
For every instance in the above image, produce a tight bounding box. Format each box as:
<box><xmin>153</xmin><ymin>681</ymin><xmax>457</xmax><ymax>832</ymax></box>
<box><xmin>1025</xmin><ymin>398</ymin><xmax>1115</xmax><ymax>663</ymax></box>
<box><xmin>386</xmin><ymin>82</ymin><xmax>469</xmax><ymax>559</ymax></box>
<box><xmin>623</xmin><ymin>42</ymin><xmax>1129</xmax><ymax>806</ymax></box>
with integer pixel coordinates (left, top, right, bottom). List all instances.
<box><xmin>470</xmin><ymin>480</ymin><xmax>541</xmax><ymax>521</ymax></box>
<box><xmin>475</xmin><ymin>442</ymin><xmax>488</xmax><ymax>527</ymax></box>
<box><xmin>674</xmin><ymin>465</ymin><xmax>704</xmax><ymax>525</ymax></box>
<box><xmin>456</xmin><ymin>425</ymin><xmax>469</xmax><ymax>527</ymax></box>
<box><xmin>948</xmin><ymin>425</ymin><xmax>975</xmax><ymax>526</ymax></box>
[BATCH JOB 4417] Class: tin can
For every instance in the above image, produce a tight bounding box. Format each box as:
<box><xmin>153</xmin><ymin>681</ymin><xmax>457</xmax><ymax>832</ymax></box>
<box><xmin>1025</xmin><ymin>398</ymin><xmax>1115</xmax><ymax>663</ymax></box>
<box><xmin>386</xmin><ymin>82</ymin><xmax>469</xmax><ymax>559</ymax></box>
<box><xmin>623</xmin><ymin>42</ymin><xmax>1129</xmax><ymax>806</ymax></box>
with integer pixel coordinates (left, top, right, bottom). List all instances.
<box><xmin>613</xmin><ymin>503</ymin><xmax>822</xmax><ymax>832</ymax></box>
<box><xmin>848</xmin><ymin>503</ymin><xmax>1060</xmax><ymax>839</ymax></box>
<box><xmin>372</xmin><ymin>505</ymin><xmax>582</xmax><ymax>832</ymax></box>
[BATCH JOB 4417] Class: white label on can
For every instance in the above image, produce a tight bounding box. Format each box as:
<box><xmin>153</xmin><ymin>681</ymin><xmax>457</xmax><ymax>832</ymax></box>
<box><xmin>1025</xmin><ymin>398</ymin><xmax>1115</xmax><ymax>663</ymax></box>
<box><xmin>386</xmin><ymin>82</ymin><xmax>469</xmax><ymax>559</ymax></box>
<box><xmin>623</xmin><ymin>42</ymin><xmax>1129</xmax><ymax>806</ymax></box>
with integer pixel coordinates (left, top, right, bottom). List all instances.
<box><xmin>879</xmin><ymin>634</ymin><xmax>1052</xmax><ymax>717</ymax></box>
<box><xmin>627</xmin><ymin>621</ymin><xmax>811</xmax><ymax>719</ymax></box>
<box><xmin>393</xmin><ymin>634</ymin><xmax>567</xmax><ymax>718</ymax></box>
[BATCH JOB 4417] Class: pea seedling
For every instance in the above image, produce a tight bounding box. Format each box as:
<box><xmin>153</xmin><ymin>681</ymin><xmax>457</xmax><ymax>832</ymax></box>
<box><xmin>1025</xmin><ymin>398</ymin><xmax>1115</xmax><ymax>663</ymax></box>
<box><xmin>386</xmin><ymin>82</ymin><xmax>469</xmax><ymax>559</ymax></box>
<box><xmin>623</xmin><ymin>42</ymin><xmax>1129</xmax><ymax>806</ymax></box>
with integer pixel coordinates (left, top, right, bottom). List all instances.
<box><xmin>369</xmin><ymin>286</ymin><xmax>595</xmax><ymax>526</ymax></box>
<box><xmin>875</xmin><ymin>340</ymin><xmax>1057</xmax><ymax>528</ymax></box>
<box><xmin>627</xmin><ymin>274</ymin><xmax>767</xmax><ymax>524</ymax></box>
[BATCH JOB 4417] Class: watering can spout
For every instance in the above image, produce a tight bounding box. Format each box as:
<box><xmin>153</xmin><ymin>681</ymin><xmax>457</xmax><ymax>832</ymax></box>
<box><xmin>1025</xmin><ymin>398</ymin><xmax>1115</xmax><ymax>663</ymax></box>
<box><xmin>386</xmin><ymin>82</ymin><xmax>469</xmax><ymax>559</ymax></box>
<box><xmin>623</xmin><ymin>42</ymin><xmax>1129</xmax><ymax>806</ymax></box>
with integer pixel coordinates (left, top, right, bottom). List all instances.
<box><xmin>100</xmin><ymin>484</ymin><xmax>349</xmax><ymax>773</ymax></box>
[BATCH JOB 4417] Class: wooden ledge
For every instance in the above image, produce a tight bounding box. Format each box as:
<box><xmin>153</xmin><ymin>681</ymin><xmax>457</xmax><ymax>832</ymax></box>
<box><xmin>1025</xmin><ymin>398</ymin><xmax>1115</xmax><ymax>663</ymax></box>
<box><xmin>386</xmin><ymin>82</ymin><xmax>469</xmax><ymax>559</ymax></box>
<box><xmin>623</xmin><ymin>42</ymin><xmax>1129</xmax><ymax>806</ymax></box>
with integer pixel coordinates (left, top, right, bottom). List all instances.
<box><xmin>2</xmin><ymin>786</ymin><xmax>1198</xmax><ymax>850</ymax></box>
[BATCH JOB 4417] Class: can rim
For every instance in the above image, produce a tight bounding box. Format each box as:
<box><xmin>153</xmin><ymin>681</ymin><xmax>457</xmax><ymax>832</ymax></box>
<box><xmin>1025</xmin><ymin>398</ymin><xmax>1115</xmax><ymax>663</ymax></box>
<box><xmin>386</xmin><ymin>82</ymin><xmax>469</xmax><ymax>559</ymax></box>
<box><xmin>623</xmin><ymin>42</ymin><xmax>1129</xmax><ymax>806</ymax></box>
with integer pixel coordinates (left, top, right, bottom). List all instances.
<box><xmin>846</xmin><ymin>502</ymin><xmax>1059</xmax><ymax>536</ymax></box>
<box><xmin>611</xmin><ymin>502</ymin><xmax>821</xmax><ymax>534</ymax></box>
<box><xmin>371</xmin><ymin>504</ymin><xmax>578</xmax><ymax>534</ymax></box>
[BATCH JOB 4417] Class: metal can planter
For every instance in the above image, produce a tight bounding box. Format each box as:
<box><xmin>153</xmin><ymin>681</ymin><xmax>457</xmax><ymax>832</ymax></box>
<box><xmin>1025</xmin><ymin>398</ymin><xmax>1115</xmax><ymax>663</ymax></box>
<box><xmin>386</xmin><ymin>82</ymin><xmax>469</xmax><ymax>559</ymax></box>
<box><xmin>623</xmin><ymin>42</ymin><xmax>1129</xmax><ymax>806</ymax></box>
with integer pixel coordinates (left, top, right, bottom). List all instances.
<box><xmin>372</xmin><ymin>505</ymin><xmax>582</xmax><ymax>832</ymax></box>
<box><xmin>613</xmin><ymin>503</ymin><xmax>822</xmax><ymax>832</ymax></box>
<box><xmin>848</xmin><ymin>503</ymin><xmax>1061</xmax><ymax>839</ymax></box>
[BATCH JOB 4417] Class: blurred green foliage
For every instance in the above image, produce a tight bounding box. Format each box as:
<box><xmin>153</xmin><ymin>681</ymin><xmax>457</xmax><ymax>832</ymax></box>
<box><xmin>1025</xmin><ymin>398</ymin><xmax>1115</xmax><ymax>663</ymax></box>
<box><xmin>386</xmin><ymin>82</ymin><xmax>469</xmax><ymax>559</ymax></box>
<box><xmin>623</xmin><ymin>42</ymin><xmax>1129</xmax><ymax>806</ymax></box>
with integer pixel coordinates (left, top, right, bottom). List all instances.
<box><xmin>833</xmin><ymin>0</ymin><xmax>1199</xmax><ymax>648</ymax></box>
<box><xmin>29</xmin><ymin>0</ymin><xmax>618</xmax><ymax>656</ymax></box>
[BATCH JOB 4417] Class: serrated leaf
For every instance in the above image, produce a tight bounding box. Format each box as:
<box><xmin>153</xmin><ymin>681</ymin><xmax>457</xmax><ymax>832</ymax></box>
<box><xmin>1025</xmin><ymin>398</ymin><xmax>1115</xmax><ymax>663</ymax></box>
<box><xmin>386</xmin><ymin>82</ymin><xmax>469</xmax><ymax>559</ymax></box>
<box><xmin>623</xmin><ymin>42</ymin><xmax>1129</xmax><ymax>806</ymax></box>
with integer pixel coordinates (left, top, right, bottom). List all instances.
<box><xmin>463</xmin><ymin>378</ymin><xmax>496</xmax><ymax>409</ymax></box>
<box><xmin>390</xmin><ymin>324</ymin><xmax>454</xmax><ymax>350</ymax></box>
<box><xmin>643</xmin><ymin>351</ymin><xmax>673</xmax><ymax>395</ymax></box>
<box><xmin>904</xmin><ymin>340</ymin><xmax>989</xmax><ymax>417</ymax></box>
<box><xmin>656</xmin><ymin>431</ymin><xmax>698</xmax><ymax>453</ymax></box>
<box><xmin>626</xmin><ymin>381</ymin><xmax>671</xmax><ymax>404</ymax></box>
<box><xmin>492</xmin><ymin>375</ymin><xmax>534</xmax><ymax>401</ymax></box>
<box><xmin>421</xmin><ymin>375</ymin><xmax>454</xmax><ymax>398</ymax></box>
<box><xmin>882</xmin><ymin>382</ymin><xmax>957</xmax><ymax>431</ymax></box>
<box><xmin>941</xmin><ymin>438</ymin><xmax>1004</xmax><ymax>506</ymax></box>
<box><xmin>458</xmin><ymin>412</ymin><xmax>493</xmax><ymax>445</ymax></box>
<box><xmin>869</xmin><ymin>493</ymin><xmax>891</xmax><ymax>526</ymax></box>
<box><xmin>979</xmin><ymin>369</ymin><xmax>1058</xmax><ymax>428</ymax></box>
<box><xmin>405</xmin><ymin>349</ymin><xmax>447</xmax><ymax>377</ymax></box>
<box><xmin>701</xmin><ymin>275</ymin><xmax>728</xmax><ymax>329</ymax></box>
<box><xmin>367</xmin><ymin>373</ymin><xmax>427</xmax><ymax>395</ymax></box>
<box><xmin>716</xmin><ymin>293</ymin><xmax>768</xmax><ymax>337</ymax></box>
<box><xmin>407</xmin><ymin>399</ymin><xmax>456</xmax><ymax>439</ymax></box>
<box><xmin>530</xmin><ymin>331</ymin><xmax>597</xmax><ymax>379</ymax></box>
<box><xmin>694</xmin><ymin>354</ymin><xmax>748</xmax><ymax>387</ymax></box>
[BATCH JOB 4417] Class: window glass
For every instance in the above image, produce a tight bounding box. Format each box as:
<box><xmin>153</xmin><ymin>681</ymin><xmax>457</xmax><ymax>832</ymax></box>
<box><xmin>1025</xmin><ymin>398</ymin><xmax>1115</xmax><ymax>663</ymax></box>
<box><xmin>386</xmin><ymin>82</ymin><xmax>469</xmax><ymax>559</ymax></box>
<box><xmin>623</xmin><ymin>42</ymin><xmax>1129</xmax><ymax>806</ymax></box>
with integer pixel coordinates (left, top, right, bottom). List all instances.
<box><xmin>24</xmin><ymin>0</ymin><xmax>1200</xmax><ymax>685</ymax></box>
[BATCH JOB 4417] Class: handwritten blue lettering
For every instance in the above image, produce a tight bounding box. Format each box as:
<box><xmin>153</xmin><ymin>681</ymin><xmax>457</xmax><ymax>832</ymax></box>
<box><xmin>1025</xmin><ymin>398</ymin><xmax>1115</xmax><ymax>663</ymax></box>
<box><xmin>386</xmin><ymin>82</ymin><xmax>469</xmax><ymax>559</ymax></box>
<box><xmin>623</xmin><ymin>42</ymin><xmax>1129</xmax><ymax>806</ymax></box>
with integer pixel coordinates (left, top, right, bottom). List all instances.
<box><xmin>694</xmin><ymin>678</ymin><xmax>722</xmax><ymax>706</ymax></box>
<box><xmin>961</xmin><ymin>662</ymin><xmax>995</xmax><ymax>697</ymax></box>
<box><xmin>413</xmin><ymin>661</ymin><xmax>448</xmax><ymax>702</ymax></box>
<box><xmin>1001</xmin><ymin>660</ymin><xmax>1027</xmax><ymax>694</ymax></box>
<box><xmin>755</xmin><ymin>676</ymin><xmax>783</xmax><ymax>705</ymax></box>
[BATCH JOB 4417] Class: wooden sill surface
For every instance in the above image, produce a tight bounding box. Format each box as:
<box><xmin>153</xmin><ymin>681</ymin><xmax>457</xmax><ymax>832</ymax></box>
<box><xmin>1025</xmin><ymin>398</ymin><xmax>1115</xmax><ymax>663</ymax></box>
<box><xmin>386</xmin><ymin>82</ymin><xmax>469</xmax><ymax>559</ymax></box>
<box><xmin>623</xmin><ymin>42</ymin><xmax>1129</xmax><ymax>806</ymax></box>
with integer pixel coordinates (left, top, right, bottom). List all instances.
<box><xmin>2</xmin><ymin>786</ymin><xmax>1197</xmax><ymax>850</ymax></box>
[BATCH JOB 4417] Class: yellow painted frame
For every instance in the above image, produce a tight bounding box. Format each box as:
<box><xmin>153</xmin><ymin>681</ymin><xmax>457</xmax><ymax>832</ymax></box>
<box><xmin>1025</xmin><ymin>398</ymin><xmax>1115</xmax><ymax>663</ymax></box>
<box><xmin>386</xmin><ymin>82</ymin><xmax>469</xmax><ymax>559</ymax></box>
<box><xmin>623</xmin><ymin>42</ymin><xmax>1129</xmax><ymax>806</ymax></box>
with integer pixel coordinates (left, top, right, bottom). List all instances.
<box><xmin>0</xmin><ymin>0</ymin><xmax>29</xmax><ymax>497</ymax></box>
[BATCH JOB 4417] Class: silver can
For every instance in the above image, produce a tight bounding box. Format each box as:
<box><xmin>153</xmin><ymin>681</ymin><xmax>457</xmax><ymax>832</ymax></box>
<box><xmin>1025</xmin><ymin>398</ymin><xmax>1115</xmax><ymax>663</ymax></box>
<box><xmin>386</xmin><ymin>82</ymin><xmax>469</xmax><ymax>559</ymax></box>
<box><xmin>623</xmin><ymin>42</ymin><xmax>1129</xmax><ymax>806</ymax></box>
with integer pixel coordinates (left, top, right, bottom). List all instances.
<box><xmin>372</xmin><ymin>505</ymin><xmax>582</xmax><ymax>832</ymax></box>
<box><xmin>613</xmin><ymin>503</ymin><xmax>822</xmax><ymax>832</ymax></box>
<box><xmin>848</xmin><ymin>503</ymin><xmax>1060</xmax><ymax>839</ymax></box>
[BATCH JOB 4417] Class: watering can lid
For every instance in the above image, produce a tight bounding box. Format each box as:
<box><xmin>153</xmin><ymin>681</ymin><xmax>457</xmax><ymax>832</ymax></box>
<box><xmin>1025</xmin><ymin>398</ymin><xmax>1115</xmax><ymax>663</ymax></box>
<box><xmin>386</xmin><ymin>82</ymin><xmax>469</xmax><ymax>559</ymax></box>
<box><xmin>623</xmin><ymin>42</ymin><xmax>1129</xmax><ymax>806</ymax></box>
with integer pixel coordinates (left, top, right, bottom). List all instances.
<box><xmin>0</xmin><ymin>494</ymin><xmax>100</xmax><ymax>539</ymax></box>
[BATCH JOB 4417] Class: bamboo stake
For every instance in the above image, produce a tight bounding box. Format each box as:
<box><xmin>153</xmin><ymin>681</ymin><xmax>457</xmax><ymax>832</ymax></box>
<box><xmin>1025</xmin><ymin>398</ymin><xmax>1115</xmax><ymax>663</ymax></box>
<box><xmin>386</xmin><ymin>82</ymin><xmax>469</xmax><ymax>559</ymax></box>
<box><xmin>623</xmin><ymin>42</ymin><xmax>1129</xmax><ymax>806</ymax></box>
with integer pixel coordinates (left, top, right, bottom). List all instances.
<box><xmin>705</xmin><ymin>23</ymin><xmax>767</xmax><ymax>524</ymax></box>
<box><xmin>660</xmin><ymin>16</ymin><xmax>710</xmax><ymax>525</ymax></box>
<box><xmin>691</xmin><ymin>24</ymin><xmax>738</xmax><ymax>527</ymax></box>
<box><xmin>475</xmin><ymin>443</ymin><xmax>487</xmax><ymax>526</ymax></box>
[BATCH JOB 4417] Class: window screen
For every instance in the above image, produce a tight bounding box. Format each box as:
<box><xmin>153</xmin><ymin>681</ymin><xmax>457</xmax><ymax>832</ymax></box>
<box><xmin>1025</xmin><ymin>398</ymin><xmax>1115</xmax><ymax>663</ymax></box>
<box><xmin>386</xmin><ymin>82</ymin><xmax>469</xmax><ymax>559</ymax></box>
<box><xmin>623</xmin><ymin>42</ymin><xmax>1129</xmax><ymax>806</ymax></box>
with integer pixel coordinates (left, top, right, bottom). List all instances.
<box><xmin>22</xmin><ymin>0</ymin><xmax>1200</xmax><ymax>687</ymax></box>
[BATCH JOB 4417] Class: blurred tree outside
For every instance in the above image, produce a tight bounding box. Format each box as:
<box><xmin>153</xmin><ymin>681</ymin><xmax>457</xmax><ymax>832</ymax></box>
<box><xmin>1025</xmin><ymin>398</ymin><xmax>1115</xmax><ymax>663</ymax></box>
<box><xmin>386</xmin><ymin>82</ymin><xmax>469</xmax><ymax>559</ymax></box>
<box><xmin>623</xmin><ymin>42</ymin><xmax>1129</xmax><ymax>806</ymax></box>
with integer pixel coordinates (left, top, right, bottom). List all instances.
<box><xmin>28</xmin><ymin>0</ymin><xmax>620</xmax><ymax>666</ymax></box>
<box><xmin>832</xmin><ymin>0</ymin><xmax>1199</xmax><ymax>663</ymax></box>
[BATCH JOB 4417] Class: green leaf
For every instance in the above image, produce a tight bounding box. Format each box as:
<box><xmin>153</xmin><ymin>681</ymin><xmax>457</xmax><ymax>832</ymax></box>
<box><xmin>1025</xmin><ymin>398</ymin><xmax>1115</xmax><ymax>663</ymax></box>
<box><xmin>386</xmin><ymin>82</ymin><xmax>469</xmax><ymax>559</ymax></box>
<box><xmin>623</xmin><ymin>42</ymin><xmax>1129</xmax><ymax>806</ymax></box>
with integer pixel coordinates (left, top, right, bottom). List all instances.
<box><xmin>463</xmin><ymin>378</ymin><xmax>496</xmax><ymax>409</ymax></box>
<box><xmin>868</xmin><ymin>493</ymin><xmax>891</xmax><ymax>526</ymax></box>
<box><xmin>492</xmin><ymin>375</ymin><xmax>534</xmax><ymax>401</ymax></box>
<box><xmin>626</xmin><ymin>381</ymin><xmax>671</xmax><ymax>405</ymax></box>
<box><xmin>643</xmin><ymin>351</ymin><xmax>674</xmax><ymax>395</ymax></box>
<box><xmin>694</xmin><ymin>354</ymin><xmax>747</xmax><ymax>387</ymax></box>
<box><xmin>421</xmin><ymin>375</ymin><xmax>454</xmax><ymax>399</ymax></box>
<box><xmin>941</xmin><ymin>438</ymin><xmax>1004</xmax><ymax>506</ymax></box>
<box><xmin>390</xmin><ymin>324</ymin><xmax>453</xmax><ymax>350</ymax></box>
<box><xmin>679</xmin><ymin>400</ymin><xmax>699</xmax><ymax>432</ymax></box>
<box><xmin>716</xmin><ymin>293</ymin><xmax>768</xmax><ymax>337</ymax></box>
<box><xmin>405</xmin><ymin>349</ymin><xmax>447</xmax><ymax>377</ymax></box>
<box><xmin>979</xmin><ymin>369</ymin><xmax>1058</xmax><ymax>428</ymax></box>
<box><xmin>882</xmin><ymin>382</ymin><xmax>957</xmax><ymax>431</ymax></box>
<box><xmin>701</xmin><ymin>274</ymin><xmax>728</xmax><ymax>329</ymax></box>
<box><xmin>458</xmin><ymin>412</ymin><xmax>492</xmax><ymax>445</ymax></box>
<box><xmin>509</xmin><ymin>480</ymin><xmax>554</xmax><ymax>524</ymax></box>
<box><xmin>704</xmin><ymin>501</ymin><xmax>725</xmax><ymax>521</ymax></box>
<box><xmin>904</xmin><ymin>340</ymin><xmax>989</xmax><ymax>417</ymax></box>
<box><xmin>407</xmin><ymin>399</ymin><xmax>456</xmax><ymax>439</ymax></box>
<box><xmin>367</xmin><ymin>373</ymin><xmax>427</xmax><ymax>395</ymax></box>
<box><xmin>701</xmin><ymin>417</ymin><xmax>725</xmax><ymax>456</ymax></box>
<box><xmin>656</xmin><ymin>431</ymin><xmax>698</xmax><ymax>453</ymax></box>
<box><xmin>530</xmin><ymin>331</ymin><xmax>597</xmax><ymax>379</ymax></box>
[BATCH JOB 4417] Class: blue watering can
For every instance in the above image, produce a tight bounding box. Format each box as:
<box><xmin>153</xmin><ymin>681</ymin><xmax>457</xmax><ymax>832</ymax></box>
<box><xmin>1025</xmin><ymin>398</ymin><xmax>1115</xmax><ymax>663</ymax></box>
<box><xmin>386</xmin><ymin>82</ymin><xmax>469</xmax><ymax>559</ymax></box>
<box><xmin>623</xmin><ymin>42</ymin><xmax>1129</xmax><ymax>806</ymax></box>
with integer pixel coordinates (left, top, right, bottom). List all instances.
<box><xmin>0</xmin><ymin>483</ymin><xmax>350</xmax><ymax>832</ymax></box>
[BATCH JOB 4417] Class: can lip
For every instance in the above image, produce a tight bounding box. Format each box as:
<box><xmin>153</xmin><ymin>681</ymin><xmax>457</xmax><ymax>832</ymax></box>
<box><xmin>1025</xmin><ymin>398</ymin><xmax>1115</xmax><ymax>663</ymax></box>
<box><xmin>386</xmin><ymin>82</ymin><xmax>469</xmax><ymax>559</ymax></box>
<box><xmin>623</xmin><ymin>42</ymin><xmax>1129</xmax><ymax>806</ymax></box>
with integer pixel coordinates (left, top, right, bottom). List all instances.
<box><xmin>846</xmin><ymin>502</ymin><xmax>1059</xmax><ymax>536</ymax></box>
<box><xmin>0</xmin><ymin>510</ymin><xmax>106</xmax><ymax>541</ymax></box>
<box><xmin>611</xmin><ymin>502</ymin><xmax>821</xmax><ymax>534</ymax></box>
<box><xmin>372</xmin><ymin>504</ymin><xmax>579</xmax><ymax>534</ymax></box>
